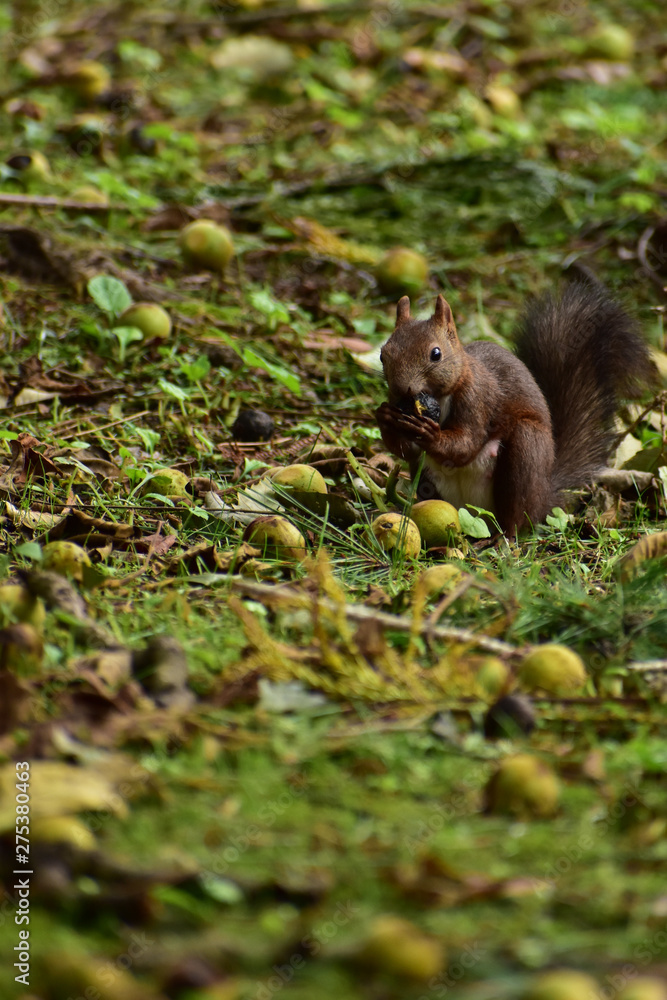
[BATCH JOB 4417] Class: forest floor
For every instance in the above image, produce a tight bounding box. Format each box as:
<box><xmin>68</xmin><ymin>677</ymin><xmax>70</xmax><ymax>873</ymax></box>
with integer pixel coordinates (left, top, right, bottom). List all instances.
<box><xmin>1</xmin><ymin>2</ymin><xmax>667</xmax><ymax>999</ymax></box>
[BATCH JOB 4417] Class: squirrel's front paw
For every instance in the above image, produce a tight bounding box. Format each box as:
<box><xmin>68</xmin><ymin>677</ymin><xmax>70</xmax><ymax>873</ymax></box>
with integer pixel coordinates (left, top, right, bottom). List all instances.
<box><xmin>375</xmin><ymin>402</ymin><xmax>403</xmax><ymax>427</ymax></box>
<box><xmin>375</xmin><ymin>404</ymin><xmax>420</xmax><ymax>459</ymax></box>
<box><xmin>394</xmin><ymin>413</ymin><xmax>441</xmax><ymax>444</ymax></box>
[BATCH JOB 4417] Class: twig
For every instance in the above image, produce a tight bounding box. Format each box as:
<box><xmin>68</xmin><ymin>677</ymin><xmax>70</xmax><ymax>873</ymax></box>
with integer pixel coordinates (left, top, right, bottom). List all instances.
<box><xmin>427</xmin><ymin>576</ymin><xmax>476</xmax><ymax>630</ymax></box>
<box><xmin>229</xmin><ymin>577</ymin><xmax>518</xmax><ymax>657</ymax></box>
<box><xmin>612</xmin><ymin>391</ymin><xmax>667</xmax><ymax>448</ymax></box>
<box><xmin>217</xmin><ymin>2</ymin><xmax>364</xmax><ymax>25</ymax></box>
<box><xmin>0</xmin><ymin>193</ymin><xmax>120</xmax><ymax>211</ymax></box>
<box><xmin>625</xmin><ymin>659</ymin><xmax>667</xmax><ymax>673</ymax></box>
<box><xmin>56</xmin><ymin>410</ymin><xmax>152</xmax><ymax>441</ymax></box>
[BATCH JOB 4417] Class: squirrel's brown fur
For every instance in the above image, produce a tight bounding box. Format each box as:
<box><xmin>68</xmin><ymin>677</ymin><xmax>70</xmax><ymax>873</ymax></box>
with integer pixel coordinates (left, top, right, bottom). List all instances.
<box><xmin>376</xmin><ymin>283</ymin><xmax>656</xmax><ymax>535</ymax></box>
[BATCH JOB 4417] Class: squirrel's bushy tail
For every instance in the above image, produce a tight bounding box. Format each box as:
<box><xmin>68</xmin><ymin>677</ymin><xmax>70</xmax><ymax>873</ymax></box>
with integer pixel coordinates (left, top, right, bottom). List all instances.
<box><xmin>515</xmin><ymin>281</ymin><xmax>656</xmax><ymax>492</ymax></box>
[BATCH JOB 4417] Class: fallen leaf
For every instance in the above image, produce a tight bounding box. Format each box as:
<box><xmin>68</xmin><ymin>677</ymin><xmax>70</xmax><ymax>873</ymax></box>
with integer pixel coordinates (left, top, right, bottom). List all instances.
<box><xmin>618</xmin><ymin>531</ymin><xmax>667</xmax><ymax>580</ymax></box>
<box><xmin>166</xmin><ymin>540</ymin><xmax>261</xmax><ymax>574</ymax></box>
<box><xmin>0</xmin><ymin>761</ymin><xmax>131</xmax><ymax>830</ymax></box>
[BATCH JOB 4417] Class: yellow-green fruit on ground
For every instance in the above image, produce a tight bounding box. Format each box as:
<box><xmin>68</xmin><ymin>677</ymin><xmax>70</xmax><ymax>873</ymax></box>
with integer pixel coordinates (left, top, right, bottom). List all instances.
<box><xmin>523</xmin><ymin>969</ymin><xmax>599</xmax><ymax>1000</ymax></box>
<box><xmin>42</xmin><ymin>951</ymin><xmax>145</xmax><ymax>1000</ymax></box>
<box><xmin>6</xmin><ymin>150</ymin><xmax>51</xmax><ymax>182</ymax></box>
<box><xmin>119</xmin><ymin>302</ymin><xmax>171</xmax><ymax>340</ymax></box>
<box><xmin>584</xmin><ymin>24</ymin><xmax>635</xmax><ymax>61</ymax></box>
<box><xmin>71</xmin><ymin>185</ymin><xmax>110</xmax><ymax>206</ymax></box>
<box><xmin>72</xmin><ymin>185</ymin><xmax>109</xmax><ymax>204</ymax></box>
<box><xmin>376</xmin><ymin>247</ymin><xmax>429</xmax><ymax>295</ymax></box>
<box><xmin>42</xmin><ymin>541</ymin><xmax>92</xmax><ymax>582</ymax></box>
<box><xmin>179</xmin><ymin>219</ymin><xmax>234</xmax><ymax>273</ymax></box>
<box><xmin>486</xmin><ymin>754</ymin><xmax>560</xmax><ymax>819</ymax></box>
<box><xmin>0</xmin><ymin>622</ymin><xmax>43</xmax><ymax>675</ymax></box>
<box><xmin>0</xmin><ymin>584</ymin><xmax>46</xmax><ymax>629</ymax></box>
<box><xmin>518</xmin><ymin>644</ymin><xmax>587</xmax><ymax>695</ymax></box>
<box><xmin>66</xmin><ymin>60</ymin><xmax>111</xmax><ymax>100</ymax></box>
<box><xmin>243</xmin><ymin>515</ymin><xmax>307</xmax><ymax>561</ymax></box>
<box><xmin>211</xmin><ymin>34</ymin><xmax>294</xmax><ymax>81</ymax></box>
<box><xmin>414</xmin><ymin>563</ymin><xmax>463</xmax><ymax>597</ymax></box>
<box><xmin>485</xmin><ymin>83</ymin><xmax>521</xmax><ymax>118</ymax></box>
<box><xmin>410</xmin><ymin>500</ymin><xmax>460</xmax><ymax>547</ymax></box>
<box><xmin>141</xmin><ymin>468</ymin><xmax>190</xmax><ymax>497</ymax></box>
<box><xmin>271</xmin><ymin>464</ymin><xmax>328</xmax><ymax>494</ymax></box>
<box><xmin>359</xmin><ymin>915</ymin><xmax>445</xmax><ymax>982</ymax></box>
<box><xmin>477</xmin><ymin>657</ymin><xmax>510</xmax><ymax>700</ymax></box>
<box><xmin>370</xmin><ymin>513</ymin><xmax>421</xmax><ymax>559</ymax></box>
<box><xmin>618</xmin><ymin>978</ymin><xmax>667</xmax><ymax>1000</ymax></box>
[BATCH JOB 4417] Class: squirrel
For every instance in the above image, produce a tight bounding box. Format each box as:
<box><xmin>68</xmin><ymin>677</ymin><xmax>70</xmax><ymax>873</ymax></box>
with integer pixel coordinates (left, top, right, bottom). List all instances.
<box><xmin>375</xmin><ymin>281</ymin><xmax>657</xmax><ymax>536</ymax></box>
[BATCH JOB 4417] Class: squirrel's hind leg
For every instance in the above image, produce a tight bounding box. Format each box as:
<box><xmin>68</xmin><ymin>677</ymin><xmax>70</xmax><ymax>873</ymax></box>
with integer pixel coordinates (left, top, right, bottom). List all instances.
<box><xmin>493</xmin><ymin>420</ymin><xmax>555</xmax><ymax>536</ymax></box>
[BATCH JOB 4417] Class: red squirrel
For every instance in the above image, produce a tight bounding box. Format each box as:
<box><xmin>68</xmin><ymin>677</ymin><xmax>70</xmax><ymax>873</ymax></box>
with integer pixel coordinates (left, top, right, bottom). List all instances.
<box><xmin>376</xmin><ymin>283</ymin><xmax>656</xmax><ymax>535</ymax></box>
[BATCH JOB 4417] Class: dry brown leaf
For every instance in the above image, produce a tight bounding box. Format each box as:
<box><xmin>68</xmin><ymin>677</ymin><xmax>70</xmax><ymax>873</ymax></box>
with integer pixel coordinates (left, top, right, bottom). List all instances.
<box><xmin>167</xmin><ymin>540</ymin><xmax>261</xmax><ymax>574</ymax></box>
<box><xmin>618</xmin><ymin>531</ymin><xmax>667</xmax><ymax>580</ymax></box>
<box><xmin>75</xmin><ymin>648</ymin><xmax>134</xmax><ymax>689</ymax></box>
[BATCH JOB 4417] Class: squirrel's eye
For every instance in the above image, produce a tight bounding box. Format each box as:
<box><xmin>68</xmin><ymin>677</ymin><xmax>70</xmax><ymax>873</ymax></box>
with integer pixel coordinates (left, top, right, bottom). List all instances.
<box><xmin>430</xmin><ymin>347</ymin><xmax>442</xmax><ymax>362</ymax></box>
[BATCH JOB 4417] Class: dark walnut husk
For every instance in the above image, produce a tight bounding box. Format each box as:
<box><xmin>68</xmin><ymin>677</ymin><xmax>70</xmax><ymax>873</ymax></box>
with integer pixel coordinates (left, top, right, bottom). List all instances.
<box><xmin>231</xmin><ymin>409</ymin><xmax>275</xmax><ymax>442</ymax></box>
<box><xmin>398</xmin><ymin>392</ymin><xmax>440</xmax><ymax>422</ymax></box>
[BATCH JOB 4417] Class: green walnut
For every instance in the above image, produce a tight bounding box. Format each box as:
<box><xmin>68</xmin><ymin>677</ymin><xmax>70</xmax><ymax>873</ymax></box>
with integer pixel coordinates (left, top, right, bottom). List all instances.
<box><xmin>485</xmin><ymin>83</ymin><xmax>521</xmax><ymax>118</ymax></box>
<box><xmin>243</xmin><ymin>515</ymin><xmax>307</xmax><ymax>561</ymax></box>
<box><xmin>518</xmin><ymin>644</ymin><xmax>587</xmax><ymax>695</ymax></box>
<box><xmin>523</xmin><ymin>969</ymin><xmax>599</xmax><ymax>1000</ymax></box>
<box><xmin>71</xmin><ymin>185</ymin><xmax>110</xmax><ymax>206</ymax></box>
<box><xmin>370</xmin><ymin>513</ymin><xmax>421</xmax><ymax>559</ymax></box>
<box><xmin>358</xmin><ymin>915</ymin><xmax>445</xmax><ymax>982</ymax></box>
<box><xmin>376</xmin><ymin>247</ymin><xmax>429</xmax><ymax>295</ymax></box>
<box><xmin>271</xmin><ymin>464</ymin><xmax>328</xmax><ymax>494</ymax></box>
<box><xmin>140</xmin><ymin>468</ymin><xmax>190</xmax><ymax>497</ymax></box>
<box><xmin>0</xmin><ymin>583</ymin><xmax>46</xmax><ymax>629</ymax></box>
<box><xmin>410</xmin><ymin>500</ymin><xmax>460</xmax><ymax>547</ymax></box>
<box><xmin>486</xmin><ymin>754</ymin><xmax>560</xmax><ymax>819</ymax></box>
<box><xmin>67</xmin><ymin>60</ymin><xmax>111</xmax><ymax>100</ymax></box>
<box><xmin>584</xmin><ymin>24</ymin><xmax>635</xmax><ymax>61</ymax></box>
<box><xmin>476</xmin><ymin>657</ymin><xmax>510</xmax><ymax>700</ymax></box>
<box><xmin>42</xmin><ymin>541</ymin><xmax>92</xmax><ymax>582</ymax></box>
<box><xmin>118</xmin><ymin>302</ymin><xmax>172</xmax><ymax>340</ymax></box>
<box><xmin>414</xmin><ymin>563</ymin><xmax>464</xmax><ymax>597</ymax></box>
<box><xmin>6</xmin><ymin>151</ymin><xmax>51</xmax><ymax>182</ymax></box>
<box><xmin>618</xmin><ymin>978</ymin><xmax>667</xmax><ymax>1000</ymax></box>
<box><xmin>179</xmin><ymin>219</ymin><xmax>234</xmax><ymax>273</ymax></box>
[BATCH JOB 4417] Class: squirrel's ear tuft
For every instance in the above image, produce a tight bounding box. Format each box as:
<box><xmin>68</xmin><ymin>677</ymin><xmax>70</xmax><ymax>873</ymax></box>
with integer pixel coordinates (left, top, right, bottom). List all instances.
<box><xmin>434</xmin><ymin>294</ymin><xmax>453</xmax><ymax>328</ymax></box>
<box><xmin>396</xmin><ymin>296</ymin><xmax>411</xmax><ymax>323</ymax></box>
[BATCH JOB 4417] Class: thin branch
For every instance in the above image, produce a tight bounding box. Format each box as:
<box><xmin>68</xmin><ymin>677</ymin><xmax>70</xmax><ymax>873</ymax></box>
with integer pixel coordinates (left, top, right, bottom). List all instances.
<box><xmin>230</xmin><ymin>577</ymin><xmax>519</xmax><ymax>657</ymax></box>
<box><xmin>0</xmin><ymin>193</ymin><xmax>118</xmax><ymax>211</ymax></box>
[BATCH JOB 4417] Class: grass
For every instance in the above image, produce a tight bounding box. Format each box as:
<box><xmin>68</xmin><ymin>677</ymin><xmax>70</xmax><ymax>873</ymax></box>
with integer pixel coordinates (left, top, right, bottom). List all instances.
<box><xmin>2</xmin><ymin>0</ymin><xmax>667</xmax><ymax>997</ymax></box>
